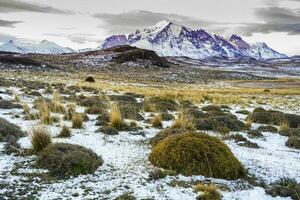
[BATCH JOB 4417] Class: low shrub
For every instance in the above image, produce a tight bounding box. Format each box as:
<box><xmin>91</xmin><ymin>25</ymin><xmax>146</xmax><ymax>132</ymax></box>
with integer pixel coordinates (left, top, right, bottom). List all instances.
<box><xmin>266</xmin><ymin>178</ymin><xmax>300</xmax><ymax>200</ymax></box>
<box><xmin>143</xmin><ymin>96</ymin><xmax>178</xmax><ymax>112</ymax></box>
<box><xmin>37</xmin><ymin>143</ymin><xmax>103</xmax><ymax>178</ymax></box>
<box><xmin>160</xmin><ymin>112</ymin><xmax>175</xmax><ymax>121</ymax></box>
<box><xmin>195</xmin><ymin>184</ymin><xmax>221</xmax><ymax>200</ymax></box>
<box><xmin>37</xmin><ymin>102</ymin><xmax>53</xmax><ymax>125</ymax></box>
<box><xmin>229</xmin><ymin>134</ymin><xmax>260</xmax><ymax>149</ymax></box>
<box><xmin>64</xmin><ymin>104</ymin><xmax>76</xmax><ymax>120</ymax></box>
<box><xmin>95</xmin><ymin>111</ymin><xmax>110</xmax><ymax>126</ymax></box>
<box><xmin>72</xmin><ymin>114</ymin><xmax>83</xmax><ymax>129</ymax></box>
<box><xmin>149</xmin><ymin>132</ymin><xmax>246</xmax><ymax>179</ymax></box>
<box><xmin>114</xmin><ymin>193</ymin><xmax>136</xmax><ymax>200</ymax></box>
<box><xmin>247</xmin><ymin>130</ymin><xmax>263</xmax><ymax>138</ymax></box>
<box><xmin>0</xmin><ymin>118</ymin><xmax>25</xmax><ymax>147</ymax></box>
<box><xmin>0</xmin><ymin>100</ymin><xmax>22</xmax><ymax>109</ymax></box>
<box><xmin>257</xmin><ymin>125</ymin><xmax>278</xmax><ymax>133</ymax></box>
<box><xmin>150</xmin><ymin>128</ymin><xmax>189</xmax><ymax>146</ymax></box>
<box><xmin>30</xmin><ymin>127</ymin><xmax>52</xmax><ymax>153</ymax></box>
<box><xmin>58</xmin><ymin>125</ymin><xmax>71</xmax><ymax>138</ymax></box>
<box><xmin>96</xmin><ymin>126</ymin><xmax>119</xmax><ymax>135</ymax></box>
<box><xmin>286</xmin><ymin>136</ymin><xmax>300</xmax><ymax>149</ymax></box>
<box><xmin>85</xmin><ymin>76</ymin><xmax>95</xmax><ymax>83</ymax></box>
<box><xmin>85</xmin><ymin>106</ymin><xmax>106</xmax><ymax>115</ymax></box>
<box><xmin>201</xmin><ymin>105</ymin><xmax>222</xmax><ymax>112</ymax></box>
<box><xmin>279</xmin><ymin>128</ymin><xmax>300</xmax><ymax>137</ymax></box>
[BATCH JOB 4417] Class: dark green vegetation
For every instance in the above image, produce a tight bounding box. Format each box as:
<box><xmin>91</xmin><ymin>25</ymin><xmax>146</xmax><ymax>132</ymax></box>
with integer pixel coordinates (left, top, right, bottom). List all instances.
<box><xmin>96</xmin><ymin>126</ymin><xmax>119</xmax><ymax>135</ymax></box>
<box><xmin>257</xmin><ymin>125</ymin><xmax>278</xmax><ymax>133</ymax></box>
<box><xmin>286</xmin><ymin>136</ymin><xmax>300</xmax><ymax>149</ymax></box>
<box><xmin>247</xmin><ymin>108</ymin><xmax>300</xmax><ymax>128</ymax></box>
<box><xmin>114</xmin><ymin>193</ymin><xmax>136</xmax><ymax>200</ymax></box>
<box><xmin>0</xmin><ymin>100</ymin><xmax>22</xmax><ymax>109</ymax></box>
<box><xmin>229</xmin><ymin>134</ymin><xmax>259</xmax><ymax>149</ymax></box>
<box><xmin>266</xmin><ymin>178</ymin><xmax>300</xmax><ymax>200</ymax></box>
<box><xmin>37</xmin><ymin>143</ymin><xmax>103</xmax><ymax>178</ymax></box>
<box><xmin>149</xmin><ymin>132</ymin><xmax>245</xmax><ymax>180</ymax></box>
<box><xmin>143</xmin><ymin>96</ymin><xmax>178</xmax><ymax>112</ymax></box>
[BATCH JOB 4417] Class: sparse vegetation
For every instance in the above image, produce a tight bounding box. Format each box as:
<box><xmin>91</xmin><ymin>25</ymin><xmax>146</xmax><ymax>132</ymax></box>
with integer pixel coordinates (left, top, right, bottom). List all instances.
<box><xmin>286</xmin><ymin>136</ymin><xmax>300</xmax><ymax>149</ymax></box>
<box><xmin>257</xmin><ymin>125</ymin><xmax>278</xmax><ymax>133</ymax></box>
<box><xmin>58</xmin><ymin>125</ymin><xmax>71</xmax><ymax>138</ymax></box>
<box><xmin>151</xmin><ymin>115</ymin><xmax>162</xmax><ymax>128</ymax></box>
<box><xmin>171</xmin><ymin>113</ymin><xmax>195</xmax><ymax>130</ymax></box>
<box><xmin>266</xmin><ymin>178</ymin><xmax>300</xmax><ymax>200</ymax></box>
<box><xmin>148</xmin><ymin>168</ymin><xmax>176</xmax><ymax>180</ymax></box>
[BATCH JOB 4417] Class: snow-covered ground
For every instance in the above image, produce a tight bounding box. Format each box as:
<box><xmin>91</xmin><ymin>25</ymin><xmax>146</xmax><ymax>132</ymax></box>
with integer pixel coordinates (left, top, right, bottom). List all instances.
<box><xmin>0</xmin><ymin>86</ymin><xmax>299</xmax><ymax>200</ymax></box>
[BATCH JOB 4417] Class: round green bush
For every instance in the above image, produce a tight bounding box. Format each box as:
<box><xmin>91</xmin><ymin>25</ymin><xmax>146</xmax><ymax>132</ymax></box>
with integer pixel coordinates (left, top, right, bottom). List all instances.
<box><xmin>149</xmin><ymin>132</ymin><xmax>245</xmax><ymax>180</ymax></box>
<box><xmin>37</xmin><ymin>143</ymin><xmax>103</xmax><ymax>178</ymax></box>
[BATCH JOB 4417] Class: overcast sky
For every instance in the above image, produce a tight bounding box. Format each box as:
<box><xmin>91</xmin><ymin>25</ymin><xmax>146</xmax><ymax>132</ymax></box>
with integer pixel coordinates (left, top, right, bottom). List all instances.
<box><xmin>0</xmin><ymin>0</ymin><xmax>299</xmax><ymax>55</ymax></box>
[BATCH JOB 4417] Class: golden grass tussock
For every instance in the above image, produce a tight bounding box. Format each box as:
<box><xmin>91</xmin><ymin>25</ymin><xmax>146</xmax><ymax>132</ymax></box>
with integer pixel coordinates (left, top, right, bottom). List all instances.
<box><xmin>109</xmin><ymin>103</ymin><xmax>125</xmax><ymax>129</ymax></box>
<box><xmin>37</xmin><ymin>101</ymin><xmax>53</xmax><ymax>125</ymax></box>
<box><xmin>72</xmin><ymin>113</ymin><xmax>84</xmax><ymax>129</ymax></box>
<box><xmin>29</xmin><ymin>126</ymin><xmax>52</xmax><ymax>153</ymax></box>
<box><xmin>171</xmin><ymin>112</ymin><xmax>195</xmax><ymax>130</ymax></box>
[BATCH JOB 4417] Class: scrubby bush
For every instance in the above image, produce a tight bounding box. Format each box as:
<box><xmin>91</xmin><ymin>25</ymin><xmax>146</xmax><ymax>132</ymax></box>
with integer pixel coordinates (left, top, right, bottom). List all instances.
<box><xmin>30</xmin><ymin>127</ymin><xmax>52</xmax><ymax>153</ymax></box>
<box><xmin>229</xmin><ymin>134</ymin><xmax>259</xmax><ymax>149</ymax></box>
<box><xmin>195</xmin><ymin>184</ymin><xmax>221</xmax><ymax>200</ymax></box>
<box><xmin>160</xmin><ymin>112</ymin><xmax>175</xmax><ymax>121</ymax></box>
<box><xmin>78</xmin><ymin>96</ymin><xmax>105</xmax><ymax>107</ymax></box>
<box><xmin>149</xmin><ymin>132</ymin><xmax>245</xmax><ymax>179</ymax></box>
<box><xmin>143</xmin><ymin>96</ymin><xmax>178</xmax><ymax>112</ymax></box>
<box><xmin>148</xmin><ymin>168</ymin><xmax>176</xmax><ymax>180</ymax></box>
<box><xmin>202</xmin><ymin>105</ymin><xmax>222</xmax><ymax>112</ymax></box>
<box><xmin>114</xmin><ymin>193</ymin><xmax>136</xmax><ymax>200</ymax></box>
<box><xmin>266</xmin><ymin>178</ymin><xmax>300</xmax><ymax>200</ymax></box>
<box><xmin>37</xmin><ymin>102</ymin><xmax>53</xmax><ymax>125</ymax></box>
<box><xmin>247</xmin><ymin>130</ymin><xmax>263</xmax><ymax>138</ymax></box>
<box><xmin>257</xmin><ymin>125</ymin><xmax>278</xmax><ymax>133</ymax></box>
<box><xmin>85</xmin><ymin>76</ymin><xmax>95</xmax><ymax>83</ymax></box>
<box><xmin>37</xmin><ymin>143</ymin><xmax>103</xmax><ymax>178</ymax></box>
<box><xmin>0</xmin><ymin>117</ymin><xmax>25</xmax><ymax>143</ymax></box>
<box><xmin>247</xmin><ymin>108</ymin><xmax>300</xmax><ymax>128</ymax></box>
<box><xmin>95</xmin><ymin>111</ymin><xmax>110</xmax><ymax>126</ymax></box>
<box><xmin>129</xmin><ymin>121</ymin><xmax>137</xmax><ymax>128</ymax></box>
<box><xmin>286</xmin><ymin>136</ymin><xmax>300</xmax><ymax>149</ymax></box>
<box><xmin>96</xmin><ymin>126</ymin><xmax>119</xmax><ymax>135</ymax></box>
<box><xmin>151</xmin><ymin>115</ymin><xmax>162</xmax><ymax>128</ymax></box>
<box><xmin>58</xmin><ymin>125</ymin><xmax>71</xmax><ymax>138</ymax></box>
<box><xmin>279</xmin><ymin>128</ymin><xmax>300</xmax><ymax>137</ymax></box>
<box><xmin>64</xmin><ymin>104</ymin><xmax>76</xmax><ymax>120</ymax></box>
<box><xmin>0</xmin><ymin>100</ymin><xmax>22</xmax><ymax>109</ymax></box>
<box><xmin>85</xmin><ymin>106</ymin><xmax>106</xmax><ymax>115</ymax></box>
<box><xmin>72</xmin><ymin>114</ymin><xmax>83</xmax><ymax>129</ymax></box>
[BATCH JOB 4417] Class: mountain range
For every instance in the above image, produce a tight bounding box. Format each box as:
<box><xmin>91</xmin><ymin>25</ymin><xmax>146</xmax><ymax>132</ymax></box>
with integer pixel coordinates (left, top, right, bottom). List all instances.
<box><xmin>99</xmin><ymin>20</ymin><xmax>287</xmax><ymax>60</ymax></box>
<box><xmin>0</xmin><ymin>40</ymin><xmax>74</xmax><ymax>54</ymax></box>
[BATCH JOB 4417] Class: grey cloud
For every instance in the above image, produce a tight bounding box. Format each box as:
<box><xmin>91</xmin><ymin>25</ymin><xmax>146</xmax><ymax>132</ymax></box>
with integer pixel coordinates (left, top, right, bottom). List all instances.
<box><xmin>44</xmin><ymin>33</ymin><xmax>99</xmax><ymax>44</ymax></box>
<box><xmin>93</xmin><ymin>10</ymin><xmax>229</xmax><ymax>34</ymax></box>
<box><xmin>0</xmin><ymin>19</ymin><xmax>23</xmax><ymax>27</ymax></box>
<box><xmin>0</xmin><ymin>33</ymin><xmax>16</xmax><ymax>43</ymax></box>
<box><xmin>0</xmin><ymin>0</ymin><xmax>72</xmax><ymax>14</ymax></box>
<box><xmin>236</xmin><ymin>6</ymin><xmax>300</xmax><ymax>35</ymax></box>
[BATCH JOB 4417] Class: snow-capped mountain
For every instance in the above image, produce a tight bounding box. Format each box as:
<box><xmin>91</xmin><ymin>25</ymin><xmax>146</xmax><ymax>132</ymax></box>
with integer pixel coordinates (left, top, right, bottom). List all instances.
<box><xmin>0</xmin><ymin>40</ymin><xmax>74</xmax><ymax>54</ymax></box>
<box><xmin>99</xmin><ymin>20</ymin><xmax>287</xmax><ymax>60</ymax></box>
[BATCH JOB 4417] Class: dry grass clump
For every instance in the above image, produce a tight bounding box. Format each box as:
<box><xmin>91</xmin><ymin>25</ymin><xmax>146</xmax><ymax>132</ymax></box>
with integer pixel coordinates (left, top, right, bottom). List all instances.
<box><xmin>30</xmin><ymin>126</ymin><xmax>52</xmax><ymax>153</ymax></box>
<box><xmin>37</xmin><ymin>102</ymin><xmax>53</xmax><ymax>125</ymax></box>
<box><xmin>149</xmin><ymin>132</ymin><xmax>246</xmax><ymax>179</ymax></box>
<box><xmin>195</xmin><ymin>183</ymin><xmax>221</xmax><ymax>200</ymax></box>
<box><xmin>50</xmin><ymin>91</ymin><xmax>65</xmax><ymax>113</ymax></box>
<box><xmin>151</xmin><ymin>115</ymin><xmax>162</xmax><ymax>128</ymax></box>
<box><xmin>171</xmin><ymin>113</ymin><xmax>195</xmax><ymax>130</ymax></box>
<box><xmin>72</xmin><ymin>114</ymin><xmax>83</xmax><ymax>129</ymax></box>
<box><xmin>109</xmin><ymin>103</ymin><xmax>126</xmax><ymax>130</ymax></box>
<box><xmin>58</xmin><ymin>125</ymin><xmax>71</xmax><ymax>138</ymax></box>
<box><xmin>23</xmin><ymin>103</ymin><xmax>38</xmax><ymax>120</ymax></box>
<box><xmin>64</xmin><ymin>103</ymin><xmax>76</xmax><ymax>120</ymax></box>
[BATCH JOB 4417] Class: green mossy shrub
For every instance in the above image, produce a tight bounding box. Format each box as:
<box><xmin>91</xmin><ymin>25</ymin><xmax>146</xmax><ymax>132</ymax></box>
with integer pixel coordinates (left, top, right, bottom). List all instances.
<box><xmin>266</xmin><ymin>178</ymin><xmax>300</xmax><ymax>200</ymax></box>
<box><xmin>195</xmin><ymin>184</ymin><xmax>221</xmax><ymax>200</ymax></box>
<box><xmin>149</xmin><ymin>132</ymin><xmax>246</xmax><ymax>179</ymax></box>
<box><xmin>183</xmin><ymin>108</ymin><xmax>206</xmax><ymax>118</ymax></box>
<box><xmin>247</xmin><ymin>108</ymin><xmax>300</xmax><ymax>128</ymax></box>
<box><xmin>279</xmin><ymin>128</ymin><xmax>300</xmax><ymax>137</ymax></box>
<box><xmin>148</xmin><ymin>168</ymin><xmax>177</xmax><ymax>180</ymax></box>
<box><xmin>0</xmin><ymin>100</ymin><xmax>22</xmax><ymax>109</ymax></box>
<box><xmin>96</xmin><ymin>126</ymin><xmax>119</xmax><ymax>135</ymax></box>
<box><xmin>257</xmin><ymin>125</ymin><xmax>278</xmax><ymax>133</ymax></box>
<box><xmin>150</xmin><ymin>128</ymin><xmax>189</xmax><ymax>146</ymax></box>
<box><xmin>37</xmin><ymin>143</ymin><xmax>103</xmax><ymax>178</ymax></box>
<box><xmin>114</xmin><ymin>193</ymin><xmax>136</xmax><ymax>200</ymax></box>
<box><xmin>143</xmin><ymin>96</ymin><xmax>179</xmax><ymax>112</ymax></box>
<box><xmin>247</xmin><ymin>130</ymin><xmax>263</xmax><ymax>138</ymax></box>
<box><xmin>286</xmin><ymin>136</ymin><xmax>300</xmax><ymax>149</ymax></box>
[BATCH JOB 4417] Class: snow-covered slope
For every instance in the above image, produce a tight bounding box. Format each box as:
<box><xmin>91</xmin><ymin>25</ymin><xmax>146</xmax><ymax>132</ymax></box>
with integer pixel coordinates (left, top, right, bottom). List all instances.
<box><xmin>0</xmin><ymin>40</ymin><xmax>74</xmax><ymax>54</ymax></box>
<box><xmin>99</xmin><ymin>20</ymin><xmax>287</xmax><ymax>60</ymax></box>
